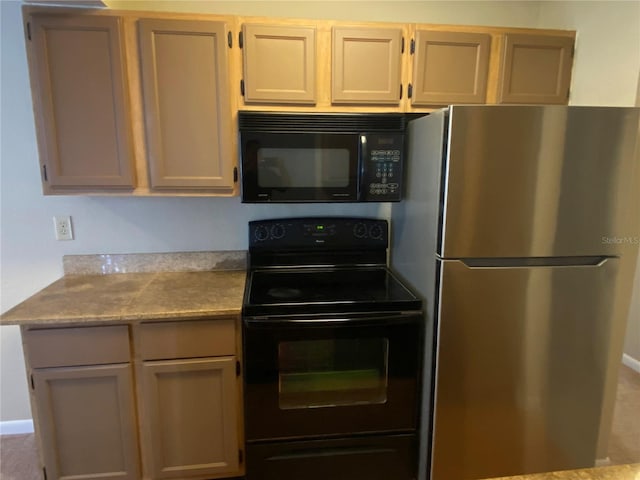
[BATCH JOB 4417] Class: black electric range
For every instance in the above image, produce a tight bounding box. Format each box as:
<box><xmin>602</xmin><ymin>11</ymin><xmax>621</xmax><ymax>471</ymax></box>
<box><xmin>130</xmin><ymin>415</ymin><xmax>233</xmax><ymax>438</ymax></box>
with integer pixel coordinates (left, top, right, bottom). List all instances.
<box><xmin>242</xmin><ymin>217</ymin><xmax>423</xmax><ymax>480</ymax></box>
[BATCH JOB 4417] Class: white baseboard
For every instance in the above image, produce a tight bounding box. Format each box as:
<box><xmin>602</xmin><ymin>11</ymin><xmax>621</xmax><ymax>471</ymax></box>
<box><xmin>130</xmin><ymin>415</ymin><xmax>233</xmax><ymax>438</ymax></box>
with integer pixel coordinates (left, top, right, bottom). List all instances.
<box><xmin>622</xmin><ymin>353</ymin><xmax>640</xmax><ymax>374</ymax></box>
<box><xmin>0</xmin><ymin>419</ymin><xmax>34</xmax><ymax>435</ymax></box>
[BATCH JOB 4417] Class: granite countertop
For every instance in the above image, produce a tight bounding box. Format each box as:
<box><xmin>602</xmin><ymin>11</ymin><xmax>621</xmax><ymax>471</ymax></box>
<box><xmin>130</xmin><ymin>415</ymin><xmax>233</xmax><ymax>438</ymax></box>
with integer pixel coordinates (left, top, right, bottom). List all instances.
<box><xmin>1</xmin><ymin>252</ymin><xmax>247</xmax><ymax>326</ymax></box>
<box><xmin>488</xmin><ymin>464</ymin><xmax>640</xmax><ymax>480</ymax></box>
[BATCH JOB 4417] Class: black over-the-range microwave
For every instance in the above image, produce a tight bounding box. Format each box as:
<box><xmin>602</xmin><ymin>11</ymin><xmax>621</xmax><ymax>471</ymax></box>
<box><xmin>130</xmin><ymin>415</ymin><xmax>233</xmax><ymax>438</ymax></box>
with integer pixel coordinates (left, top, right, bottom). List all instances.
<box><xmin>238</xmin><ymin>111</ymin><xmax>408</xmax><ymax>203</ymax></box>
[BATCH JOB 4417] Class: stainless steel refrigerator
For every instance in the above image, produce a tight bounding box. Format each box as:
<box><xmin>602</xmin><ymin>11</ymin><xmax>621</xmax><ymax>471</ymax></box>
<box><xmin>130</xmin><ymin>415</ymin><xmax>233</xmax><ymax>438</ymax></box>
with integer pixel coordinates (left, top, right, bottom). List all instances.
<box><xmin>390</xmin><ymin>105</ymin><xmax>640</xmax><ymax>480</ymax></box>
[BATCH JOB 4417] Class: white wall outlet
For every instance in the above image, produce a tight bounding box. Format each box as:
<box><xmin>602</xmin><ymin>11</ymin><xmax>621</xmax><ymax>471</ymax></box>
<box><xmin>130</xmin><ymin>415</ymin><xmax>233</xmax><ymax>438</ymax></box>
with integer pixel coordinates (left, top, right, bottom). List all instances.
<box><xmin>53</xmin><ymin>216</ymin><xmax>73</xmax><ymax>241</ymax></box>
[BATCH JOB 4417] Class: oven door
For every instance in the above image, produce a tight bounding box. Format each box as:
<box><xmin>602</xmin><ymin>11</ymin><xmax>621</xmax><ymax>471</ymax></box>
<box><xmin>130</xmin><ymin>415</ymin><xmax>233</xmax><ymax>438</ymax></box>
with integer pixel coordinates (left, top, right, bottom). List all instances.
<box><xmin>243</xmin><ymin>313</ymin><xmax>422</xmax><ymax>441</ymax></box>
<box><xmin>240</xmin><ymin>132</ymin><xmax>360</xmax><ymax>202</ymax></box>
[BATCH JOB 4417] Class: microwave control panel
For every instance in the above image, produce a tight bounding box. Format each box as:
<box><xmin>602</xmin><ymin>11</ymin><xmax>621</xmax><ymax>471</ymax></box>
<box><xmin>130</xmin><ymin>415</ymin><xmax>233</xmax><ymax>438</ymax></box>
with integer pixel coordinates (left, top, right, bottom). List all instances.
<box><xmin>361</xmin><ymin>133</ymin><xmax>404</xmax><ymax>201</ymax></box>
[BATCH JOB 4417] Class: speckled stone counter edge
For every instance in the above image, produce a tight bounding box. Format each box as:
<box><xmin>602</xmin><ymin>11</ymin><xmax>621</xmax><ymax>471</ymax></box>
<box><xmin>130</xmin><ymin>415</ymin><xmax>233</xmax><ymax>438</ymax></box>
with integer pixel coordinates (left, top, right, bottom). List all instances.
<box><xmin>63</xmin><ymin>251</ymin><xmax>247</xmax><ymax>275</ymax></box>
<box><xmin>1</xmin><ymin>270</ymin><xmax>247</xmax><ymax>326</ymax></box>
<box><xmin>488</xmin><ymin>463</ymin><xmax>640</xmax><ymax>480</ymax></box>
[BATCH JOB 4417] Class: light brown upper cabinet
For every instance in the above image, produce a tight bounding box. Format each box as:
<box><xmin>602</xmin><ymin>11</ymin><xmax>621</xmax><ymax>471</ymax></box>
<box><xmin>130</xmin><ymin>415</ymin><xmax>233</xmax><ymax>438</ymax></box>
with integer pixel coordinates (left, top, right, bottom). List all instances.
<box><xmin>138</xmin><ymin>19</ymin><xmax>235</xmax><ymax>190</ymax></box>
<box><xmin>23</xmin><ymin>6</ymin><xmax>577</xmax><ymax>193</ymax></box>
<box><xmin>241</xmin><ymin>23</ymin><xmax>316</xmax><ymax>104</ymax></box>
<box><xmin>497</xmin><ymin>33</ymin><xmax>574</xmax><ymax>104</ymax></box>
<box><xmin>410</xmin><ymin>30</ymin><xmax>491</xmax><ymax>106</ymax></box>
<box><xmin>27</xmin><ymin>14</ymin><xmax>136</xmax><ymax>192</ymax></box>
<box><xmin>332</xmin><ymin>26</ymin><xmax>403</xmax><ymax>105</ymax></box>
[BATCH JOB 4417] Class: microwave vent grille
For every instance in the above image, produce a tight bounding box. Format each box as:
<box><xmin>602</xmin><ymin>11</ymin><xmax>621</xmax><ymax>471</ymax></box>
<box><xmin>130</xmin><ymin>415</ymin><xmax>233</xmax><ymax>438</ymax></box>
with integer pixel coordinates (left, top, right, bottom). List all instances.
<box><xmin>238</xmin><ymin>112</ymin><xmax>407</xmax><ymax>133</ymax></box>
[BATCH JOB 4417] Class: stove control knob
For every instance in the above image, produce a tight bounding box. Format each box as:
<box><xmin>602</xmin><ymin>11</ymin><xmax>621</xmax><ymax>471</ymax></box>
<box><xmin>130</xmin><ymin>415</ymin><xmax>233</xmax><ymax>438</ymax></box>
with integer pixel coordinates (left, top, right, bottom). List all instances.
<box><xmin>369</xmin><ymin>224</ymin><xmax>384</xmax><ymax>240</ymax></box>
<box><xmin>353</xmin><ymin>222</ymin><xmax>367</xmax><ymax>239</ymax></box>
<box><xmin>254</xmin><ymin>225</ymin><xmax>269</xmax><ymax>242</ymax></box>
<box><xmin>271</xmin><ymin>223</ymin><xmax>286</xmax><ymax>239</ymax></box>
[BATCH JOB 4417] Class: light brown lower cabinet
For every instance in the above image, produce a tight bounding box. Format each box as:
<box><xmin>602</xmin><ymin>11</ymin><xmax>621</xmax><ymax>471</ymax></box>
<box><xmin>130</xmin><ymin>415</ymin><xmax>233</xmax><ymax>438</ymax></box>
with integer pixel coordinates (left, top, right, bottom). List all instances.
<box><xmin>23</xmin><ymin>321</ymin><xmax>242</xmax><ymax>480</ymax></box>
<box><xmin>32</xmin><ymin>364</ymin><xmax>141</xmax><ymax>480</ymax></box>
<box><xmin>139</xmin><ymin>357</ymin><xmax>240</xmax><ymax>480</ymax></box>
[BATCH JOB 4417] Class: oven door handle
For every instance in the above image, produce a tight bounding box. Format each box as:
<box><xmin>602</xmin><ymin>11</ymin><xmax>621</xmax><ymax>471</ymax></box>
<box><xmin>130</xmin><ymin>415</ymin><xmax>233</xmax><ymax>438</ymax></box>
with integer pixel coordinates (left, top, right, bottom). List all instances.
<box><xmin>266</xmin><ymin>445</ymin><xmax>397</xmax><ymax>461</ymax></box>
<box><xmin>243</xmin><ymin>313</ymin><xmax>422</xmax><ymax>328</ymax></box>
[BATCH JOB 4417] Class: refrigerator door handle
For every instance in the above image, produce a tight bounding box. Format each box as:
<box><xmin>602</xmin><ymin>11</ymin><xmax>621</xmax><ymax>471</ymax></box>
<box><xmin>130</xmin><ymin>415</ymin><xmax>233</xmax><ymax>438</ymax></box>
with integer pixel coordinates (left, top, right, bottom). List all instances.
<box><xmin>459</xmin><ymin>256</ymin><xmax>615</xmax><ymax>268</ymax></box>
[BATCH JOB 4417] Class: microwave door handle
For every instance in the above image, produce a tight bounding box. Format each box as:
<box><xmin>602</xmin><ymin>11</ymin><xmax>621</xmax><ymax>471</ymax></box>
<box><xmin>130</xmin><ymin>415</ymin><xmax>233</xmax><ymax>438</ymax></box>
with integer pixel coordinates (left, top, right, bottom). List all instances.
<box><xmin>359</xmin><ymin>134</ymin><xmax>367</xmax><ymax>200</ymax></box>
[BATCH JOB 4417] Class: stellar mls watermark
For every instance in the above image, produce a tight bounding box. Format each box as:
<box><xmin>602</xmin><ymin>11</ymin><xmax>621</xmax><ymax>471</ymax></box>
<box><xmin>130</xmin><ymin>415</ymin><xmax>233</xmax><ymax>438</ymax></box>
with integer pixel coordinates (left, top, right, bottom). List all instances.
<box><xmin>602</xmin><ymin>236</ymin><xmax>640</xmax><ymax>245</ymax></box>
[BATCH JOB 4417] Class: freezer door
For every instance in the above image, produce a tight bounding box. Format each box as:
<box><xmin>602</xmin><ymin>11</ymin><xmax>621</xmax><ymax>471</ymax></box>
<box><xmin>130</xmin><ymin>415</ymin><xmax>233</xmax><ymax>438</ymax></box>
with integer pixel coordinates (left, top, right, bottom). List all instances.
<box><xmin>431</xmin><ymin>258</ymin><xmax>619</xmax><ymax>480</ymax></box>
<box><xmin>441</xmin><ymin>106</ymin><xmax>639</xmax><ymax>258</ymax></box>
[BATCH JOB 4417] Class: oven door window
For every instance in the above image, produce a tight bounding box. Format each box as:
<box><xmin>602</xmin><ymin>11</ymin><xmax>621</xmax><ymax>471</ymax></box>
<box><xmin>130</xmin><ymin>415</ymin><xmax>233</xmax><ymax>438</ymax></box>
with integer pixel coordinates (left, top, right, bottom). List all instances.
<box><xmin>278</xmin><ymin>338</ymin><xmax>389</xmax><ymax>410</ymax></box>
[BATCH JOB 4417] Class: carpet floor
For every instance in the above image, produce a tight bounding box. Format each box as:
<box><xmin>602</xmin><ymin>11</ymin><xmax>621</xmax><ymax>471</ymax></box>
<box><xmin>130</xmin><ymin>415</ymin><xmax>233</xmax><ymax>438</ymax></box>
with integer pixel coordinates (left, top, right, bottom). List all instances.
<box><xmin>607</xmin><ymin>364</ymin><xmax>640</xmax><ymax>465</ymax></box>
<box><xmin>0</xmin><ymin>431</ymin><xmax>40</xmax><ymax>480</ymax></box>
<box><xmin>1</xmin><ymin>365</ymin><xmax>638</xmax><ymax>479</ymax></box>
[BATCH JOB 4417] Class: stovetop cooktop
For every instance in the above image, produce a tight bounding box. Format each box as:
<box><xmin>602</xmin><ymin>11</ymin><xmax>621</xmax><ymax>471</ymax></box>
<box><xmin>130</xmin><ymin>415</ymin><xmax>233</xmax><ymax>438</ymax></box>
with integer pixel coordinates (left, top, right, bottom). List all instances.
<box><xmin>243</xmin><ymin>217</ymin><xmax>422</xmax><ymax>316</ymax></box>
<box><xmin>243</xmin><ymin>267</ymin><xmax>421</xmax><ymax>316</ymax></box>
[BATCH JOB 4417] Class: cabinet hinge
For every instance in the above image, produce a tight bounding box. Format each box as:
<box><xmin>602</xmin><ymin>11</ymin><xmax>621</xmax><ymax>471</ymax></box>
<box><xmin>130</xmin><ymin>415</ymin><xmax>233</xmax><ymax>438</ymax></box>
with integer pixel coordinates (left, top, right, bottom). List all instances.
<box><xmin>410</xmin><ymin>38</ymin><xmax>415</xmax><ymax>55</ymax></box>
<box><xmin>239</xmin><ymin>449</ymin><xmax>244</xmax><ymax>464</ymax></box>
<box><xmin>227</xmin><ymin>31</ymin><xmax>232</xmax><ymax>48</ymax></box>
<box><xmin>27</xmin><ymin>22</ymin><xmax>32</xmax><ymax>41</ymax></box>
<box><xmin>401</xmin><ymin>37</ymin><xmax>405</xmax><ymax>54</ymax></box>
<box><xmin>408</xmin><ymin>83</ymin><xmax>413</xmax><ymax>99</ymax></box>
<box><xmin>42</xmin><ymin>164</ymin><xmax>48</xmax><ymax>182</ymax></box>
<box><xmin>233</xmin><ymin>167</ymin><xmax>238</xmax><ymax>183</ymax></box>
<box><xmin>238</xmin><ymin>31</ymin><xmax>244</xmax><ymax>49</ymax></box>
<box><xmin>43</xmin><ymin>467</ymin><xmax>47</xmax><ymax>480</ymax></box>
<box><xmin>240</xmin><ymin>79</ymin><xmax>245</xmax><ymax>97</ymax></box>
<box><xmin>399</xmin><ymin>84</ymin><xmax>403</xmax><ymax>100</ymax></box>
<box><xmin>236</xmin><ymin>360</ymin><xmax>241</xmax><ymax>376</ymax></box>
<box><xmin>30</xmin><ymin>374</ymin><xmax>35</xmax><ymax>390</ymax></box>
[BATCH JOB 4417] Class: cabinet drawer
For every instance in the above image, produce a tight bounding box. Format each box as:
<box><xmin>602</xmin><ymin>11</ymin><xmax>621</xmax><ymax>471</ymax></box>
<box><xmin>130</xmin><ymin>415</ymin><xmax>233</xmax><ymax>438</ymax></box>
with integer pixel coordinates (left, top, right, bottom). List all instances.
<box><xmin>139</xmin><ymin>319</ymin><xmax>235</xmax><ymax>360</ymax></box>
<box><xmin>25</xmin><ymin>325</ymin><xmax>130</xmax><ymax>368</ymax></box>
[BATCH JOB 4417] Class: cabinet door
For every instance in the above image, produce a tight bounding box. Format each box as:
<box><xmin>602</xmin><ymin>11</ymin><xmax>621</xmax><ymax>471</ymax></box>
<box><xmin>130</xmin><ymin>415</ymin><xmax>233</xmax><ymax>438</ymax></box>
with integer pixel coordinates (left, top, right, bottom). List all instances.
<box><xmin>332</xmin><ymin>27</ymin><xmax>403</xmax><ymax>105</ymax></box>
<box><xmin>138</xmin><ymin>19</ymin><xmax>234</xmax><ymax>190</ymax></box>
<box><xmin>411</xmin><ymin>30</ymin><xmax>491</xmax><ymax>106</ymax></box>
<box><xmin>497</xmin><ymin>34</ymin><xmax>574</xmax><ymax>104</ymax></box>
<box><xmin>28</xmin><ymin>14</ymin><xmax>135</xmax><ymax>190</ymax></box>
<box><xmin>242</xmin><ymin>24</ymin><xmax>316</xmax><ymax>104</ymax></box>
<box><xmin>140</xmin><ymin>357</ymin><xmax>239</xmax><ymax>479</ymax></box>
<box><xmin>32</xmin><ymin>364</ymin><xmax>139</xmax><ymax>480</ymax></box>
